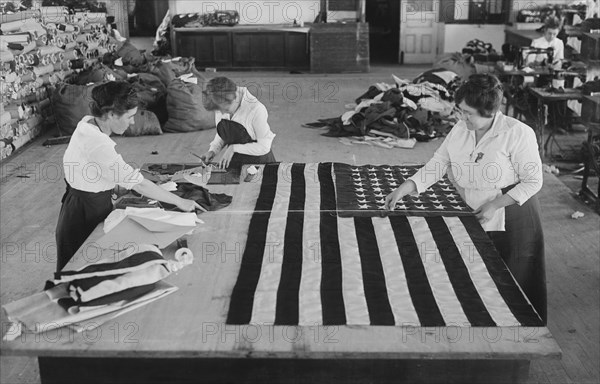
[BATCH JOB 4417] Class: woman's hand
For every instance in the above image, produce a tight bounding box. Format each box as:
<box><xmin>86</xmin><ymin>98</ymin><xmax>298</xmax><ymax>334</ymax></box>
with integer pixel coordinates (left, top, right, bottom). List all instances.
<box><xmin>200</xmin><ymin>151</ymin><xmax>216</xmax><ymax>164</ymax></box>
<box><xmin>176</xmin><ymin>198</ymin><xmax>205</xmax><ymax>213</ymax></box>
<box><xmin>384</xmin><ymin>180</ymin><xmax>417</xmax><ymax>211</ymax></box>
<box><xmin>473</xmin><ymin>201</ymin><xmax>499</xmax><ymax>224</ymax></box>
<box><xmin>218</xmin><ymin>145</ymin><xmax>235</xmax><ymax>169</ymax></box>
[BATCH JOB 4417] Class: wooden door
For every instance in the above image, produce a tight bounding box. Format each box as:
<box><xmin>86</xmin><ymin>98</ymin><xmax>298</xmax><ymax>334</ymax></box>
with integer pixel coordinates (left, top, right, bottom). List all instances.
<box><xmin>399</xmin><ymin>0</ymin><xmax>440</xmax><ymax>64</ymax></box>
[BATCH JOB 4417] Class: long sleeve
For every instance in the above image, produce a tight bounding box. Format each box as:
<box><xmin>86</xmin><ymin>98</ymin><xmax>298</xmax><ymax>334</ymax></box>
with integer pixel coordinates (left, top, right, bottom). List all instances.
<box><xmin>231</xmin><ymin>106</ymin><xmax>275</xmax><ymax>156</ymax></box>
<box><xmin>208</xmin><ymin>132</ymin><xmax>225</xmax><ymax>154</ymax></box>
<box><xmin>505</xmin><ymin>126</ymin><xmax>543</xmax><ymax>205</ymax></box>
<box><xmin>408</xmin><ymin>130</ymin><xmax>453</xmax><ymax>194</ymax></box>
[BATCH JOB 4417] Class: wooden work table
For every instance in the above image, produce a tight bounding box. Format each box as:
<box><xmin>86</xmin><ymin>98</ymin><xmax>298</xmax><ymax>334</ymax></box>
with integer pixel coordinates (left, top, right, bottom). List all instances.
<box><xmin>1</xmin><ymin>165</ymin><xmax>561</xmax><ymax>384</ymax></box>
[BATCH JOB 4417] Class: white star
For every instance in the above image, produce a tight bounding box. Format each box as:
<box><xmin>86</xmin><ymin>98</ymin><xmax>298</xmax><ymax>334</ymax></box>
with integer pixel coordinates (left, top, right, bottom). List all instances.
<box><xmin>447</xmin><ymin>193</ymin><xmax>458</xmax><ymax>198</ymax></box>
<box><xmin>352</xmin><ymin>167</ymin><xmax>360</xmax><ymax>172</ymax></box>
<box><xmin>368</xmin><ymin>167</ymin><xmax>377</xmax><ymax>172</ymax></box>
<box><xmin>451</xmin><ymin>205</ymin><xmax>464</xmax><ymax>210</ymax></box>
<box><xmin>356</xmin><ymin>193</ymin><xmax>366</xmax><ymax>198</ymax></box>
<box><xmin>357</xmin><ymin>199</ymin><xmax>368</xmax><ymax>204</ymax></box>
<box><xmin>430</xmin><ymin>199</ymin><xmax>442</xmax><ymax>204</ymax></box>
<box><xmin>441</xmin><ymin>187</ymin><xmax>453</xmax><ymax>192</ymax></box>
<box><xmin>355</xmin><ymin>187</ymin><xmax>366</xmax><ymax>193</ymax></box>
<box><xmin>358</xmin><ymin>204</ymin><xmax>370</xmax><ymax>209</ymax></box>
<box><xmin>412</xmin><ymin>199</ymin><xmax>424</xmax><ymax>204</ymax></box>
<box><xmin>389</xmin><ymin>182</ymin><xmax>398</xmax><ymax>187</ymax></box>
<box><xmin>354</xmin><ymin>182</ymin><xmax>363</xmax><ymax>187</ymax></box>
<box><xmin>383</xmin><ymin>167</ymin><xmax>392</xmax><ymax>172</ymax></box>
<box><xmin>434</xmin><ymin>204</ymin><xmax>445</xmax><ymax>209</ymax></box>
<box><xmin>415</xmin><ymin>205</ymin><xmax>426</xmax><ymax>210</ymax></box>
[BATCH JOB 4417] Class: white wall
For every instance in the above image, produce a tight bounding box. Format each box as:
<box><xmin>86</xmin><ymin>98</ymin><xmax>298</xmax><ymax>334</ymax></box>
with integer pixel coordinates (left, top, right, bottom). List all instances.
<box><xmin>169</xmin><ymin>0</ymin><xmax>321</xmax><ymax>24</ymax></box>
<box><xmin>443</xmin><ymin>24</ymin><xmax>506</xmax><ymax>53</ymax></box>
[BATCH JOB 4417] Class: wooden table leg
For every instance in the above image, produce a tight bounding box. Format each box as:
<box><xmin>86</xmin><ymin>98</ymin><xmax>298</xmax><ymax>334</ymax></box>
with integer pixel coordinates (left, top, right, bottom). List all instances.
<box><xmin>537</xmin><ymin>98</ymin><xmax>545</xmax><ymax>158</ymax></box>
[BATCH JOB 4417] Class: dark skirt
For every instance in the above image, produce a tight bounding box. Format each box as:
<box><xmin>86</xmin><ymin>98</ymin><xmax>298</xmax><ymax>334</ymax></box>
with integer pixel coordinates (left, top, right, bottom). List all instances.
<box><xmin>55</xmin><ymin>182</ymin><xmax>113</xmax><ymax>272</ymax></box>
<box><xmin>488</xmin><ymin>188</ymin><xmax>547</xmax><ymax>324</ymax></box>
<box><xmin>217</xmin><ymin>119</ymin><xmax>277</xmax><ymax>167</ymax></box>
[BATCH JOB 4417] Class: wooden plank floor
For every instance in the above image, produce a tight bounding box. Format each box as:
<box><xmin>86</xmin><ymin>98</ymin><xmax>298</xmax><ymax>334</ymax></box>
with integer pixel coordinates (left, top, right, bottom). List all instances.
<box><xmin>1</xmin><ymin>67</ymin><xmax>598</xmax><ymax>384</ymax></box>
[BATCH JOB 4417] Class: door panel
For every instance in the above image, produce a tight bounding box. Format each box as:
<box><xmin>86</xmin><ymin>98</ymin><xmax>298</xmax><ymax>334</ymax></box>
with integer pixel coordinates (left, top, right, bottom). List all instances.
<box><xmin>400</xmin><ymin>0</ymin><xmax>440</xmax><ymax>64</ymax></box>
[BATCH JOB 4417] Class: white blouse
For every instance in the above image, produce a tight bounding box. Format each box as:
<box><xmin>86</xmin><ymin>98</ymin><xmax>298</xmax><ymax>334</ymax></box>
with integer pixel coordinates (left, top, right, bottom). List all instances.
<box><xmin>63</xmin><ymin>116</ymin><xmax>144</xmax><ymax>192</ymax></box>
<box><xmin>527</xmin><ymin>36</ymin><xmax>564</xmax><ymax>64</ymax></box>
<box><xmin>409</xmin><ymin>112</ymin><xmax>543</xmax><ymax>231</ymax></box>
<box><xmin>209</xmin><ymin>87</ymin><xmax>276</xmax><ymax>156</ymax></box>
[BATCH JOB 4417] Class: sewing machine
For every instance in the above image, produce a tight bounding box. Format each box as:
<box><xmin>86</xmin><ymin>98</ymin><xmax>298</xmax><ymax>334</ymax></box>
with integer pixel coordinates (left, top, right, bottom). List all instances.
<box><xmin>517</xmin><ymin>47</ymin><xmax>555</xmax><ymax>69</ymax></box>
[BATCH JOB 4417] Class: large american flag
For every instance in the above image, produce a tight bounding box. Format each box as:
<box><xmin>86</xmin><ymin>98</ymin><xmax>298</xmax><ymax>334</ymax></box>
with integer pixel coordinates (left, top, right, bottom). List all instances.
<box><xmin>226</xmin><ymin>163</ymin><xmax>543</xmax><ymax>327</ymax></box>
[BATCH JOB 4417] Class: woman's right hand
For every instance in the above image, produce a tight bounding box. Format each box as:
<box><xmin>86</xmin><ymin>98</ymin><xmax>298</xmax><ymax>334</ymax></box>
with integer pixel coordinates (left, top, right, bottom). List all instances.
<box><xmin>177</xmin><ymin>198</ymin><xmax>205</xmax><ymax>213</ymax></box>
<box><xmin>200</xmin><ymin>151</ymin><xmax>216</xmax><ymax>164</ymax></box>
<box><xmin>384</xmin><ymin>180</ymin><xmax>417</xmax><ymax>211</ymax></box>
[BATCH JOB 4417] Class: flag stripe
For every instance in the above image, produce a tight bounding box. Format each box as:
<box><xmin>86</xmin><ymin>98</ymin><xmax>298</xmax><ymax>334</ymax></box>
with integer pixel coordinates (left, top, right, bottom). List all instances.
<box><xmin>354</xmin><ymin>217</ymin><xmax>396</xmax><ymax>325</ymax></box>
<box><xmin>425</xmin><ymin>217</ymin><xmax>497</xmax><ymax>326</ymax></box>
<box><xmin>408</xmin><ymin>217</ymin><xmax>470</xmax><ymax>326</ymax></box>
<box><xmin>226</xmin><ymin>164</ymin><xmax>279</xmax><ymax>324</ymax></box>
<box><xmin>275</xmin><ymin>164</ymin><xmax>306</xmax><ymax>325</ymax></box>
<box><xmin>337</xmin><ymin>217</ymin><xmax>371</xmax><ymax>325</ymax></box>
<box><xmin>318</xmin><ymin>163</ymin><xmax>347</xmax><ymax>325</ymax></box>
<box><xmin>372</xmin><ymin>218</ymin><xmax>420</xmax><ymax>326</ymax></box>
<box><xmin>443</xmin><ymin>217</ymin><xmax>520</xmax><ymax>326</ymax></box>
<box><xmin>459</xmin><ymin>216</ymin><xmax>544</xmax><ymax>326</ymax></box>
<box><xmin>299</xmin><ymin>164</ymin><xmax>323</xmax><ymax>325</ymax></box>
<box><xmin>388</xmin><ymin>216</ymin><xmax>446</xmax><ymax>326</ymax></box>
<box><xmin>251</xmin><ymin>165</ymin><xmax>292</xmax><ymax>324</ymax></box>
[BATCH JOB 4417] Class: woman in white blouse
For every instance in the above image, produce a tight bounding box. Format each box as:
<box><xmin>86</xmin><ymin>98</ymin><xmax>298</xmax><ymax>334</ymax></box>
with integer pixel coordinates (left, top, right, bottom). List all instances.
<box><xmin>385</xmin><ymin>74</ymin><xmax>546</xmax><ymax>323</ymax></box>
<box><xmin>198</xmin><ymin>77</ymin><xmax>276</xmax><ymax>169</ymax></box>
<box><xmin>56</xmin><ymin>82</ymin><xmax>200</xmax><ymax>271</ymax></box>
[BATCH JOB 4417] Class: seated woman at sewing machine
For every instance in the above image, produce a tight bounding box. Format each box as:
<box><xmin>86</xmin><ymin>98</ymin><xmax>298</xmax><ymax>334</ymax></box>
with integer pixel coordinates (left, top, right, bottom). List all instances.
<box><xmin>525</xmin><ymin>16</ymin><xmax>564</xmax><ymax>69</ymax></box>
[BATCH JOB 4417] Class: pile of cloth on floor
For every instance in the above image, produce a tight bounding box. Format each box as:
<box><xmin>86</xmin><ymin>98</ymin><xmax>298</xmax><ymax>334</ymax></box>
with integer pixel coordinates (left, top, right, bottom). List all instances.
<box><xmin>2</xmin><ymin>241</ymin><xmax>195</xmax><ymax>340</ymax></box>
<box><xmin>304</xmin><ymin>69</ymin><xmax>461</xmax><ymax>149</ymax></box>
<box><xmin>53</xmin><ymin>50</ymin><xmax>216</xmax><ymax>136</ymax></box>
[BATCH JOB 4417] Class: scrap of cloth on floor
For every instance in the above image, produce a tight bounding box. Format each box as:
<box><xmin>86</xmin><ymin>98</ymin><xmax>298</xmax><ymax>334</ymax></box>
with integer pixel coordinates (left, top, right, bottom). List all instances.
<box><xmin>225</xmin><ymin>163</ymin><xmax>544</xmax><ymax>327</ymax></box>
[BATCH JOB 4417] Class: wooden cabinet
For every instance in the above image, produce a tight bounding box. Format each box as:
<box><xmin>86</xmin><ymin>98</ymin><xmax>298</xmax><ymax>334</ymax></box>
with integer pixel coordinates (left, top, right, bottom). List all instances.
<box><xmin>176</xmin><ymin>32</ymin><xmax>232</xmax><ymax>68</ymax></box>
<box><xmin>172</xmin><ymin>27</ymin><xmax>309</xmax><ymax>70</ymax></box>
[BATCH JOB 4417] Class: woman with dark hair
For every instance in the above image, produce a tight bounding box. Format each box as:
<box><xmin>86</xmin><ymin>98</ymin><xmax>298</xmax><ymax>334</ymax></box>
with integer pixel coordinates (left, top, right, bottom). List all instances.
<box><xmin>56</xmin><ymin>81</ymin><xmax>201</xmax><ymax>271</ymax></box>
<box><xmin>526</xmin><ymin>15</ymin><xmax>564</xmax><ymax>68</ymax></box>
<box><xmin>198</xmin><ymin>77</ymin><xmax>276</xmax><ymax>169</ymax></box>
<box><xmin>385</xmin><ymin>74</ymin><xmax>547</xmax><ymax>323</ymax></box>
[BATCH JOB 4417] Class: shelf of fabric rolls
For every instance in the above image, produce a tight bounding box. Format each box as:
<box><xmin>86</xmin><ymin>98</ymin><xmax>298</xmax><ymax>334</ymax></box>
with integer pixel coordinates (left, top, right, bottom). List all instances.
<box><xmin>0</xmin><ymin>5</ymin><xmax>112</xmax><ymax>160</ymax></box>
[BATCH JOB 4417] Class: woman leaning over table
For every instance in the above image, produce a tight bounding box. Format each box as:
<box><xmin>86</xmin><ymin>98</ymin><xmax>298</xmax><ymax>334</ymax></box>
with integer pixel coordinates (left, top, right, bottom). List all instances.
<box><xmin>56</xmin><ymin>81</ymin><xmax>201</xmax><ymax>272</ymax></box>
<box><xmin>198</xmin><ymin>76</ymin><xmax>276</xmax><ymax>169</ymax></box>
<box><xmin>385</xmin><ymin>74</ymin><xmax>547</xmax><ymax>323</ymax></box>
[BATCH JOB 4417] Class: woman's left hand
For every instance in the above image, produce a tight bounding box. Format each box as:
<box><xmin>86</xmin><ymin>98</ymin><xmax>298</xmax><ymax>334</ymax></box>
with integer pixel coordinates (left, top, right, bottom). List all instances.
<box><xmin>218</xmin><ymin>145</ymin><xmax>235</xmax><ymax>169</ymax></box>
<box><xmin>473</xmin><ymin>201</ymin><xmax>499</xmax><ymax>224</ymax></box>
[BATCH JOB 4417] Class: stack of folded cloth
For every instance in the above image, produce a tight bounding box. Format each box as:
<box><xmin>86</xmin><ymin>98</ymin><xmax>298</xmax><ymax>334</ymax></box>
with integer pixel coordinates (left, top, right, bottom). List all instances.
<box><xmin>2</xmin><ymin>244</ymin><xmax>193</xmax><ymax>339</ymax></box>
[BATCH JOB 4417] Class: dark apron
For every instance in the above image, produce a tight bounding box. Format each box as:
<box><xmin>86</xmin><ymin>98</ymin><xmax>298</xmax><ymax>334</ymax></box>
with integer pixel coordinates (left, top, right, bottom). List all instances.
<box><xmin>217</xmin><ymin>119</ymin><xmax>276</xmax><ymax>167</ymax></box>
<box><xmin>487</xmin><ymin>184</ymin><xmax>547</xmax><ymax>324</ymax></box>
<box><xmin>55</xmin><ymin>181</ymin><xmax>113</xmax><ymax>272</ymax></box>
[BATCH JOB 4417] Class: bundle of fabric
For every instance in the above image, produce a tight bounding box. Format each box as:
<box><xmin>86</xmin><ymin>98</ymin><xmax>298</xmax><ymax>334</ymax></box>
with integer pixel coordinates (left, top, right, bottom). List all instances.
<box><xmin>128</xmin><ymin>73</ymin><xmax>168</xmax><ymax>125</ymax></box>
<box><xmin>461</xmin><ymin>39</ymin><xmax>503</xmax><ymax>63</ymax></box>
<box><xmin>433</xmin><ymin>52</ymin><xmax>476</xmax><ymax>81</ymax></box>
<box><xmin>51</xmin><ymin>82</ymin><xmax>98</xmax><ymax>135</ymax></box>
<box><xmin>97</xmin><ymin>207</ymin><xmax>199</xmax><ymax>249</ymax></box>
<box><xmin>2</xmin><ymin>244</ymin><xmax>191</xmax><ymax>338</ymax></box>
<box><xmin>149</xmin><ymin>57</ymin><xmax>201</xmax><ymax>87</ymax></box>
<box><xmin>124</xmin><ymin>109</ymin><xmax>162</xmax><ymax>137</ymax></box>
<box><xmin>306</xmin><ymin>74</ymin><xmax>456</xmax><ymax>141</ymax></box>
<box><xmin>163</xmin><ymin>73</ymin><xmax>215</xmax><ymax>132</ymax></box>
<box><xmin>69</xmin><ymin>62</ymin><xmax>126</xmax><ymax>84</ymax></box>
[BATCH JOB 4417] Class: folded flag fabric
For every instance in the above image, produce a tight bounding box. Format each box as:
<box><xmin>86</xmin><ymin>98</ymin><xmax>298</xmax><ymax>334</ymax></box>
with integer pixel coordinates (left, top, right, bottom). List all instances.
<box><xmin>53</xmin><ymin>244</ymin><xmax>167</xmax><ymax>283</ymax></box>
<box><xmin>333</xmin><ymin>163</ymin><xmax>471</xmax><ymax>217</ymax></box>
<box><xmin>226</xmin><ymin>163</ymin><xmax>543</xmax><ymax>327</ymax></box>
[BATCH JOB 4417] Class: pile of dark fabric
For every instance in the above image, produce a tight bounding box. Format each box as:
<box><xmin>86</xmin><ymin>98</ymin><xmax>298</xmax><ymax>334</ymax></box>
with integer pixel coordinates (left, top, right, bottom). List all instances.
<box><xmin>304</xmin><ymin>70</ymin><xmax>460</xmax><ymax>142</ymax></box>
<box><xmin>462</xmin><ymin>39</ymin><xmax>503</xmax><ymax>63</ymax></box>
<box><xmin>51</xmin><ymin>35</ymin><xmax>216</xmax><ymax>136</ymax></box>
<box><xmin>172</xmin><ymin>10</ymin><xmax>240</xmax><ymax>28</ymax></box>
